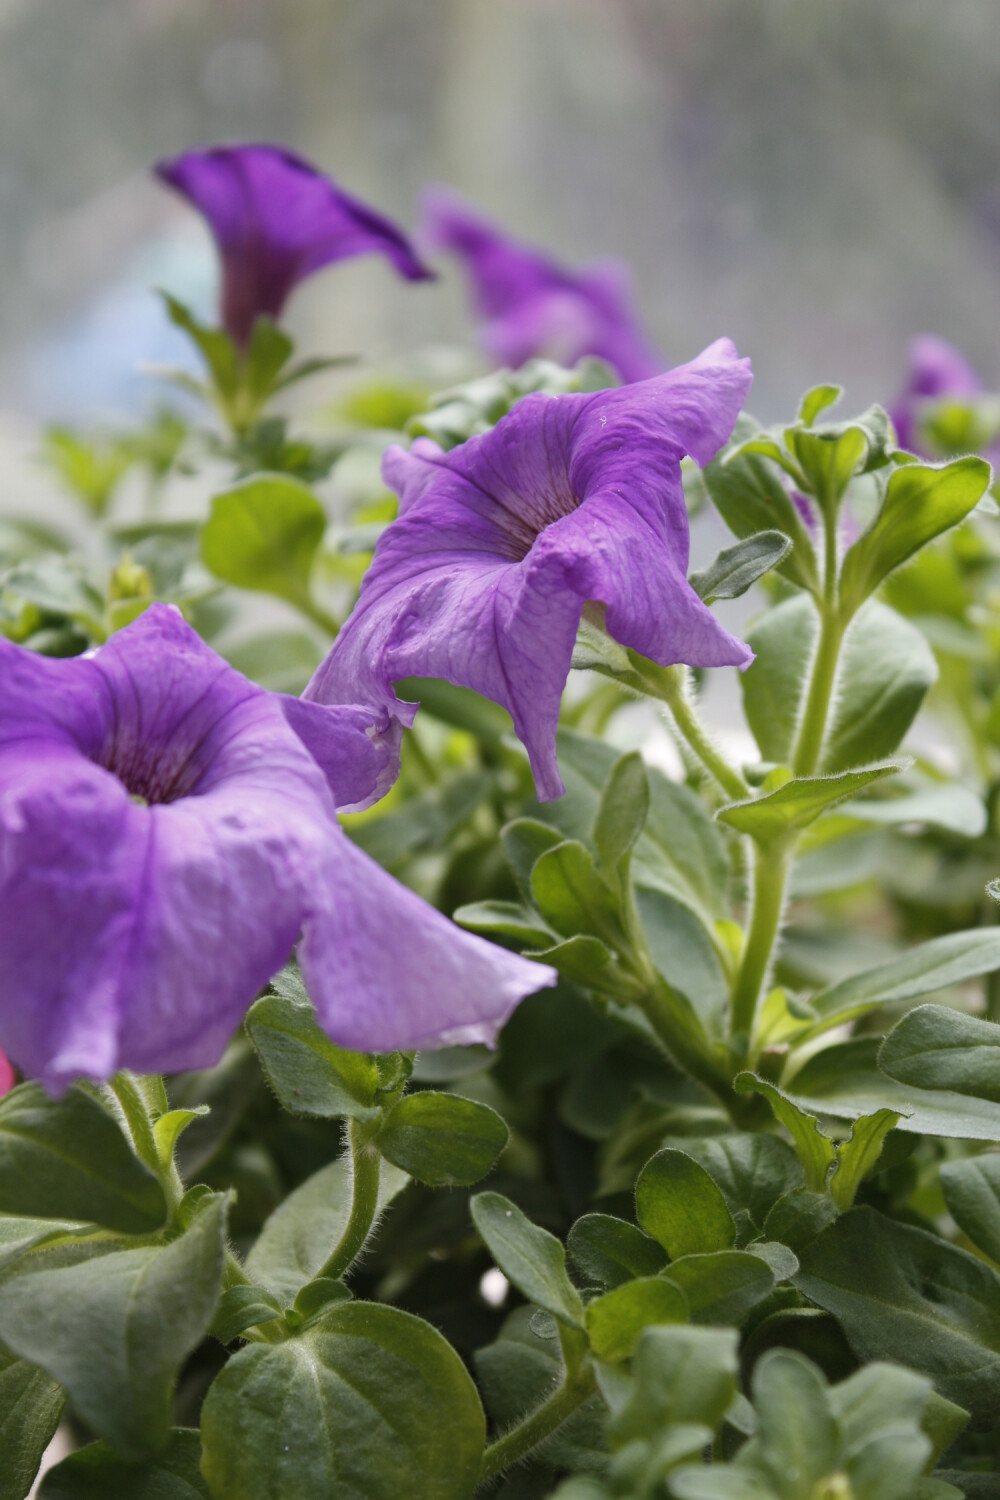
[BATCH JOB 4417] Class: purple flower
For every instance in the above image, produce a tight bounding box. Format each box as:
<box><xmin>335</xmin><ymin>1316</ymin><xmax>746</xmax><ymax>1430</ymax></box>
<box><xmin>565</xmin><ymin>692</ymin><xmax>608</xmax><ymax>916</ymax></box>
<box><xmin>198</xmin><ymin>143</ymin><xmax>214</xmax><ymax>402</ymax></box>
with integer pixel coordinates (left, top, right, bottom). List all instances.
<box><xmin>306</xmin><ymin>339</ymin><xmax>754</xmax><ymax>801</ymax></box>
<box><xmin>889</xmin><ymin>335</ymin><xmax>983</xmax><ymax>454</ymax></box>
<box><xmin>0</xmin><ymin>606</ymin><xmax>553</xmax><ymax>1092</ymax></box>
<box><xmin>423</xmin><ymin>187</ymin><xmax>662</xmax><ymax>383</ymax></box>
<box><xmin>155</xmin><ymin>144</ymin><xmax>433</xmax><ymax>346</ymax></box>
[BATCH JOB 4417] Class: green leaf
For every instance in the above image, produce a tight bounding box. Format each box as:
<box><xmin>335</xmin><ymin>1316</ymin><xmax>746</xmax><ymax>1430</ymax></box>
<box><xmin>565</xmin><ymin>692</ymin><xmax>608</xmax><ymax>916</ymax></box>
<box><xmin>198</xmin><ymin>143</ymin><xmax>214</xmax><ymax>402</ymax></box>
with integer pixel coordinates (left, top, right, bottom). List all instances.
<box><xmin>733</xmin><ymin>1075</ymin><xmax>836</xmax><ymax>1193</ymax></box>
<box><xmin>0</xmin><ymin>1194</ymin><xmax>227</xmax><ymax>1458</ymax></box>
<box><xmin>526</xmin><ymin>935</ymin><xmax>635</xmax><ymax>997</ymax></box>
<box><xmin>246</xmin><ymin>1154</ymin><xmax>409</xmax><ymax>1306</ymax></box>
<box><xmin>152</xmin><ymin>1108</ymin><xmax>210</xmax><ymax>1169</ymax></box>
<box><xmin>592</xmin><ymin>752</ymin><xmax>649</xmax><ymax>877</ymax></box>
<box><xmin>530</xmin><ymin>840</ymin><xmax>624</xmax><ymax>944</ymax></box>
<box><xmin>796</xmin><ymin>1207</ymin><xmax>1000</xmax><ymax>1420</ymax></box>
<box><xmin>38</xmin><ymin>1429</ymin><xmax>209</xmax><ymax>1499</ymax></box>
<box><xmin>567</xmin><ymin>1213</ymin><xmax>667</xmax><ymax>1290</ymax></box>
<box><xmin>940</xmin><ymin>1153</ymin><xmax>1000</xmax><ymax>1262</ymax></box>
<box><xmin>798</xmin><ymin>385</ymin><xmax>843</xmax><ymax>426</ymax></box>
<box><xmin>807</xmin><ymin>929</ymin><xmax>1000</xmax><ymax>1037</ymax></box>
<box><xmin>689</xmin><ymin>531</ymin><xmax>792</xmax><ymax>605</ymax></box>
<box><xmin>828</xmin><ymin>1109</ymin><xmax>902</xmax><ymax>1210</ymax></box>
<box><xmin>762</xmin><ymin>1190</ymin><xmax>839</xmax><ymax>1255</ymax></box>
<box><xmin>742</xmin><ymin>595</ymin><xmax>936</xmax><ymax>772</ymax></box>
<box><xmin>375</xmin><ymin>1092</ymin><xmax>508</xmax><ymax>1187</ymax></box>
<box><xmin>1</xmin><ymin>556</ymin><xmax>106</xmax><ymax>638</ymax></box>
<box><xmin>0</xmin><ymin>1346</ymin><xmax>64</xmax><ymax>1500</ymax></box>
<box><xmin>161</xmin><ymin>292</ymin><xmax>239</xmax><ymax>399</ymax></box>
<box><xmin>840</xmin><ymin>457</ymin><xmax>991</xmax><ymax>615</ymax></box>
<box><xmin>0</xmin><ymin>1214</ymin><xmax>87</xmax><ymax>1275</ymax></box>
<box><xmin>0</xmin><ymin>1082</ymin><xmax>166</xmax><ymax>1233</ymax></box>
<box><xmin>453</xmin><ymin>900</ymin><xmax>554</xmax><ymax>947</ymax></box>
<box><xmin>669</xmin><ymin>1134</ymin><xmax>805</xmax><ymax>1234</ymax></box>
<box><xmin>289</xmin><ymin>1277</ymin><xmax>352</xmax><ymax>1330</ymax></box>
<box><xmin>635</xmin><ymin>1149</ymin><xmax>737</xmax><ymax>1258</ymax></box>
<box><xmin>718</xmin><ymin>763</ymin><xmax>903</xmax><ymax>848</ymax></box>
<box><xmin>789</xmin><ymin>425</ymin><xmax>868</xmax><ymax>508</ymax></box>
<box><xmin>501</xmin><ymin>818</ymin><xmax>567</xmax><ymax>900</ymax></box>
<box><xmin>788</xmin><ymin>1036</ymin><xmax>1000</xmax><ymax>1142</ymax></box>
<box><xmin>841</xmin><ymin>783</ymin><xmax>986</xmax><ymax>838</ymax></box>
<box><xmin>211</xmin><ymin>1284</ymin><xmax>284</xmax><ymax>1345</ymax></box>
<box><xmin>201</xmin><ymin>1301</ymin><xmax>485</xmax><ymax>1500</ymax></box>
<box><xmin>242</xmin><ymin>317</ymin><xmax>294</xmax><ymax>404</ymax></box>
<box><xmin>585</xmin><ymin>1276</ymin><xmax>688</xmax><ymax>1362</ymax></box>
<box><xmin>701</xmin><ymin>417</ymin><xmax>819</xmax><ymax>595</ymax></box>
<box><xmin>635</xmin><ymin>887</ymin><xmax>729</xmax><ymax>1030</ymax></box>
<box><xmin>607</xmin><ymin>1324</ymin><xmax>739</xmax><ymax>1441</ymax></box>
<box><xmin>752</xmin><ymin>1348</ymin><xmax>838</xmax><ymax>1496</ymax></box>
<box><xmin>200</xmin><ymin>474</ymin><xmax>327</xmax><ymax>609</ymax></box>
<box><xmin>661</xmin><ymin>1250</ymin><xmax>775</xmax><ymax>1326</ymax></box>
<box><xmin>245</xmin><ymin>968</ymin><xmax>379</xmax><ymax>1121</ymax></box>
<box><xmin>470</xmin><ymin>1192</ymin><xmax>584</xmax><ymax>1327</ymax></box>
<box><xmin>541</xmin><ymin>729</ymin><xmax>730</xmax><ymax>927</ymax></box>
<box><xmin>879</xmin><ymin>1005</ymin><xmax>1000</xmax><ymax>1100</ymax></box>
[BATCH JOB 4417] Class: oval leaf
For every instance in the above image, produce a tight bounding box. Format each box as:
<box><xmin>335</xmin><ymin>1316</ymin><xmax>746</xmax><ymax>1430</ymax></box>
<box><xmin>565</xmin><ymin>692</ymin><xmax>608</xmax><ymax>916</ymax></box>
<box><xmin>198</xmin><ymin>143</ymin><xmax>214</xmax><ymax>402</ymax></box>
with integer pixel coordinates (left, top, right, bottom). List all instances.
<box><xmin>375</xmin><ymin>1092</ymin><xmax>508</xmax><ymax>1187</ymax></box>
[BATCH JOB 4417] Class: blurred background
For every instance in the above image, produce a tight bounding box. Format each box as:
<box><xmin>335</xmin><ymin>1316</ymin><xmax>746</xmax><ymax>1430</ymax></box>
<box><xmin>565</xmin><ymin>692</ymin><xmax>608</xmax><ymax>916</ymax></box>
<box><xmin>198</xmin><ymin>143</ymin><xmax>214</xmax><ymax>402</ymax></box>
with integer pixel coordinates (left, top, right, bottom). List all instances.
<box><xmin>1</xmin><ymin>0</ymin><xmax>999</xmax><ymax>431</ymax></box>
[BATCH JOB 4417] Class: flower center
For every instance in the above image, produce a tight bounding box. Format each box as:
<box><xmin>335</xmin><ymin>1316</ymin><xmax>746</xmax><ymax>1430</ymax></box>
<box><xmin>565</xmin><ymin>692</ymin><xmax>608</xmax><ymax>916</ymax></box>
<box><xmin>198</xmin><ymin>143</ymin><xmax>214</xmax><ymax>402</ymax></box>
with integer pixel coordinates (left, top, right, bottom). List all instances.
<box><xmin>497</xmin><ymin>480</ymin><xmax>581</xmax><ymax>562</ymax></box>
<box><xmin>98</xmin><ymin>732</ymin><xmax>202</xmax><ymax>806</ymax></box>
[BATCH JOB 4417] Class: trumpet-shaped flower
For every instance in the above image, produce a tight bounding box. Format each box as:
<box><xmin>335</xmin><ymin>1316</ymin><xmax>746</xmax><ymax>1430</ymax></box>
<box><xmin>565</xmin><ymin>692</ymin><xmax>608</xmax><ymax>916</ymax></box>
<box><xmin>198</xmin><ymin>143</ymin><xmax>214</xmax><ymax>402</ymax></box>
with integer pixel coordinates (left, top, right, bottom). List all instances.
<box><xmin>0</xmin><ymin>606</ymin><xmax>553</xmax><ymax>1092</ymax></box>
<box><xmin>306</xmin><ymin>339</ymin><xmax>754</xmax><ymax>801</ymax></box>
<box><xmin>423</xmin><ymin>187</ymin><xmax>662</xmax><ymax>383</ymax></box>
<box><xmin>156</xmin><ymin>144</ymin><xmax>433</xmax><ymax>346</ymax></box>
<box><xmin>889</xmin><ymin>335</ymin><xmax>984</xmax><ymax>454</ymax></box>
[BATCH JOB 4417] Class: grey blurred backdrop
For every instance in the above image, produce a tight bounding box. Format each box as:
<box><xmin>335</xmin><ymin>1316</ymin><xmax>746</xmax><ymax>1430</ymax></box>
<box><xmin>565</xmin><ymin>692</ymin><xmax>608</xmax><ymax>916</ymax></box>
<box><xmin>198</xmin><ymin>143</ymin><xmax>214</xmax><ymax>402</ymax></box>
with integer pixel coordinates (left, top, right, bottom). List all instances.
<box><xmin>1</xmin><ymin>0</ymin><xmax>999</xmax><ymax>425</ymax></box>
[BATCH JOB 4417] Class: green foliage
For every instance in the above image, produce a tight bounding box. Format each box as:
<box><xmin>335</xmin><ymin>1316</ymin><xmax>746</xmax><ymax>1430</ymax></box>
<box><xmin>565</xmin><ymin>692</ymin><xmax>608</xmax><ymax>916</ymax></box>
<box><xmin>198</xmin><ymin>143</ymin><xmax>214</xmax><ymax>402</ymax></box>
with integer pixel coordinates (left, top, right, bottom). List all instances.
<box><xmin>635</xmin><ymin>1148</ymin><xmax>737</xmax><ymax>1258</ymax></box>
<box><xmin>717</xmin><ymin>764</ymin><xmax>902</xmax><ymax>848</ymax></box>
<box><xmin>879</xmin><ymin>1005</ymin><xmax>1000</xmax><ymax>1101</ymax></box>
<box><xmin>38</xmin><ymin>1430</ymin><xmax>209</xmax><ymax>1499</ymax></box>
<box><xmin>406</xmin><ymin>357</ymin><xmax>615</xmax><ymax>449</ymax></box>
<box><xmin>0</xmin><ymin>1083</ymin><xmax>167</xmax><ymax>1233</ymax></box>
<box><xmin>375</xmin><ymin>1091</ymin><xmax>509</xmax><ymax>1186</ymax></box>
<box><xmin>0</xmin><ymin>1194</ymin><xmax>227</xmax><ymax>1458</ymax></box>
<box><xmin>471</xmin><ymin>1192</ymin><xmax>585</xmax><ymax>1328</ymax></box>
<box><xmin>246</xmin><ymin>968</ymin><xmax>381</xmax><ymax>1121</ymax></box>
<box><xmin>200</xmin><ymin>474</ymin><xmax>329</xmax><ymax>616</ymax></box>
<box><xmin>689</xmin><ymin>532</ymin><xmax>792</xmax><ymax>605</ymax></box>
<box><xmin>940</xmin><ymin>1153</ymin><xmax>1000</xmax><ymax>1262</ymax></box>
<box><xmin>0</xmin><ymin>1348</ymin><xmax>65</xmax><ymax>1500</ymax></box>
<box><xmin>200</xmin><ymin>1302</ymin><xmax>486</xmax><ymax>1500</ymax></box>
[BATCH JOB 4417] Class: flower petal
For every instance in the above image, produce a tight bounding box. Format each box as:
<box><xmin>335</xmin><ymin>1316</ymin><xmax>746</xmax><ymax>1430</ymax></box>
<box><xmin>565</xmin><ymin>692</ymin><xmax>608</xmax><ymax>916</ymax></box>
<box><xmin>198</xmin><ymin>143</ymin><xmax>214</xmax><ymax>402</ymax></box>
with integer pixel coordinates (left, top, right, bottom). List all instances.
<box><xmin>300</xmin><ymin>832</ymin><xmax>557</xmax><ymax>1052</ymax></box>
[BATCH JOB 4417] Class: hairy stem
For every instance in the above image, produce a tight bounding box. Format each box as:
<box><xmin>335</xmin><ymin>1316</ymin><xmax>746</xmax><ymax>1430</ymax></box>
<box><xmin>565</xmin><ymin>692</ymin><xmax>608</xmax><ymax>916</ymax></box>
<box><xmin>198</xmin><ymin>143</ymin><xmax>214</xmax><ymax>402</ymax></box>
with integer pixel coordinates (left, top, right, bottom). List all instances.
<box><xmin>729</xmin><ymin>842</ymin><xmax>790</xmax><ymax>1046</ymax></box>
<box><xmin>317</xmin><ymin>1120</ymin><xmax>381</xmax><ymax>1281</ymax></box>
<box><xmin>635</xmin><ymin>660</ymin><xmax>750</xmax><ymax>802</ymax></box>
<box><xmin>791</xmin><ymin>506</ymin><xmax>844</xmax><ymax>777</ymax></box>
<box><xmin>479</xmin><ymin>1329</ymin><xmax>595</xmax><ymax>1485</ymax></box>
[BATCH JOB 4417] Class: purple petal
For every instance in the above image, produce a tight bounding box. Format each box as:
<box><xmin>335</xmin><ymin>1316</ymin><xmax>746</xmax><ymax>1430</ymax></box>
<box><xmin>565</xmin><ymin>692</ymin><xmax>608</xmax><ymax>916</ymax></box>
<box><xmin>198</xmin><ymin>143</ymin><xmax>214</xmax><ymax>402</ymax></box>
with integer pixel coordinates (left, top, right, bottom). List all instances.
<box><xmin>300</xmin><ymin>833</ymin><xmax>556</xmax><ymax>1052</ymax></box>
<box><xmin>279</xmin><ymin>696</ymin><xmax>403</xmax><ymax>812</ymax></box>
<box><xmin>307</xmin><ymin>342</ymin><xmax>753</xmax><ymax>799</ymax></box>
<box><xmin>156</xmin><ymin>144</ymin><xmax>433</xmax><ymax>345</ymax></box>
<box><xmin>422</xmin><ymin>186</ymin><xmax>662</xmax><ymax>383</ymax></box>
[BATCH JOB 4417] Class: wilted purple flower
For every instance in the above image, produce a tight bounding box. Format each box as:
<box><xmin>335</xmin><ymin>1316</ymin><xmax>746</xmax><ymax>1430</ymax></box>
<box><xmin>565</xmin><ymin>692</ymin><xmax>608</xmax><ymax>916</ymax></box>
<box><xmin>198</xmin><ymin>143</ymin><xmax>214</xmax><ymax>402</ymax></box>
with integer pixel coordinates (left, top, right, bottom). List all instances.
<box><xmin>889</xmin><ymin>335</ymin><xmax>983</xmax><ymax>454</ymax></box>
<box><xmin>156</xmin><ymin>144</ymin><xmax>433</xmax><ymax>346</ymax></box>
<box><xmin>306</xmin><ymin>339</ymin><xmax>754</xmax><ymax>801</ymax></box>
<box><xmin>0</xmin><ymin>606</ymin><xmax>553</xmax><ymax>1092</ymax></box>
<box><xmin>423</xmin><ymin>187</ymin><xmax>662</xmax><ymax>383</ymax></box>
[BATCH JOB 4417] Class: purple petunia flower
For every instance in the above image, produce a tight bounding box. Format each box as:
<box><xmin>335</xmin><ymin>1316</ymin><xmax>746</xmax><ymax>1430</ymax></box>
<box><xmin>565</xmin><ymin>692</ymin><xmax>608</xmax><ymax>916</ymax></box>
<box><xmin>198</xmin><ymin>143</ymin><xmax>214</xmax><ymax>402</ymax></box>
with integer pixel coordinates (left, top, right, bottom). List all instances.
<box><xmin>155</xmin><ymin>144</ymin><xmax>433</xmax><ymax>346</ymax></box>
<box><xmin>0</xmin><ymin>1049</ymin><xmax>13</xmax><ymax>1098</ymax></box>
<box><xmin>423</xmin><ymin>187</ymin><xmax>662</xmax><ymax>383</ymax></box>
<box><xmin>889</xmin><ymin>335</ymin><xmax>984</xmax><ymax>454</ymax></box>
<box><xmin>0</xmin><ymin>606</ymin><xmax>553</xmax><ymax>1092</ymax></box>
<box><xmin>305</xmin><ymin>339</ymin><xmax>754</xmax><ymax>802</ymax></box>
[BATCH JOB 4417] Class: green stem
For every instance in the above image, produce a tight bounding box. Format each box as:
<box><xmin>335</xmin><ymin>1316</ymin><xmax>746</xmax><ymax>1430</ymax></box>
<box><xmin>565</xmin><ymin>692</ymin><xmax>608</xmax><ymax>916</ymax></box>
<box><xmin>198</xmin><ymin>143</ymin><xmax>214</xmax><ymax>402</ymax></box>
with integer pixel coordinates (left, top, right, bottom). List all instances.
<box><xmin>791</xmin><ymin>506</ymin><xmax>844</xmax><ymax>778</ymax></box>
<box><xmin>316</xmin><ymin>1121</ymin><xmax>381</xmax><ymax>1281</ymax></box>
<box><xmin>729</xmin><ymin>842</ymin><xmax>790</xmax><ymax>1045</ymax></box>
<box><xmin>107</xmin><ymin>1072</ymin><xmax>184</xmax><ymax>1214</ymax></box>
<box><xmin>630</xmin><ymin>658</ymin><xmax>750</xmax><ymax>802</ymax></box>
<box><xmin>478</xmin><ymin>1350</ymin><xmax>595</xmax><ymax>1485</ymax></box>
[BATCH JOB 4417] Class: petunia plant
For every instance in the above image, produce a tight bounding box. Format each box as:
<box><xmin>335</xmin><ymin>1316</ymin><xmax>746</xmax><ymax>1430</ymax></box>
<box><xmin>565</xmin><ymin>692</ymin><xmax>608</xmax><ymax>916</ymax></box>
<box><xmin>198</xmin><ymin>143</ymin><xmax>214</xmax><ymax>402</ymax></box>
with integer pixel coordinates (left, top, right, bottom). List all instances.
<box><xmin>3</xmin><ymin>140</ymin><xmax>1000</xmax><ymax>1500</ymax></box>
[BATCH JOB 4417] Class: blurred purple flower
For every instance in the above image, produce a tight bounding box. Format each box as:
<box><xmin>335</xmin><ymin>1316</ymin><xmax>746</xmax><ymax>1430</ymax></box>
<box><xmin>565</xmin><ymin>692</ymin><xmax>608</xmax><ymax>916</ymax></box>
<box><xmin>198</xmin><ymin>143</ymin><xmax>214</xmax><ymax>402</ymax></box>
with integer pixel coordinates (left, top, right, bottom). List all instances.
<box><xmin>889</xmin><ymin>335</ymin><xmax>983</xmax><ymax>454</ymax></box>
<box><xmin>306</xmin><ymin>339</ymin><xmax>753</xmax><ymax>801</ymax></box>
<box><xmin>0</xmin><ymin>1049</ymin><xmax>13</xmax><ymax>1098</ymax></box>
<box><xmin>423</xmin><ymin>187</ymin><xmax>662</xmax><ymax>383</ymax></box>
<box><xmin>0</xmin><ymin>606</ymin><xmax>552</xmax><ymax>1092</ymax></box>
<box><xmin>156</xmin><ymin>144</ymin><xmax>433</xmax><ymax>346</ymax></box>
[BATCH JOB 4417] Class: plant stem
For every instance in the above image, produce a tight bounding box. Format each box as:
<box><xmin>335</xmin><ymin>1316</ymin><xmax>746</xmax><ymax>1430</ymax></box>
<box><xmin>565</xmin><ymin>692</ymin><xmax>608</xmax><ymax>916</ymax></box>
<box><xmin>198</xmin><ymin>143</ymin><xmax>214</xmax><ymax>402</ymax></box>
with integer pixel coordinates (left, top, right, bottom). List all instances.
<box><xmin>478</xmin><ymin>1359</ymin><xmax>595</xmax><ymax>1485</ymax></box>
<box><xmin>316</xmin><ymin>1120</ymin><xmax>381</xmax><ymax>1281</ymax></box>
<box><xmin>107</xmin><ymin>1072</ymin><xmax>184</xmax><ymax>1215</ymax></box>
<box><xmin>629</xmin><ymin>658</ymin><xmax>750</xmax><ymax>802</ymax></box>
<box><xmin>729</xmin><ymin>842</ymin><xmax>790</xmax><ymax>1045</ymax></box>
<box><xmin>791</xmin><ymin>506</ymin><xmax>844</xmax><ymax>778</ymax></box>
